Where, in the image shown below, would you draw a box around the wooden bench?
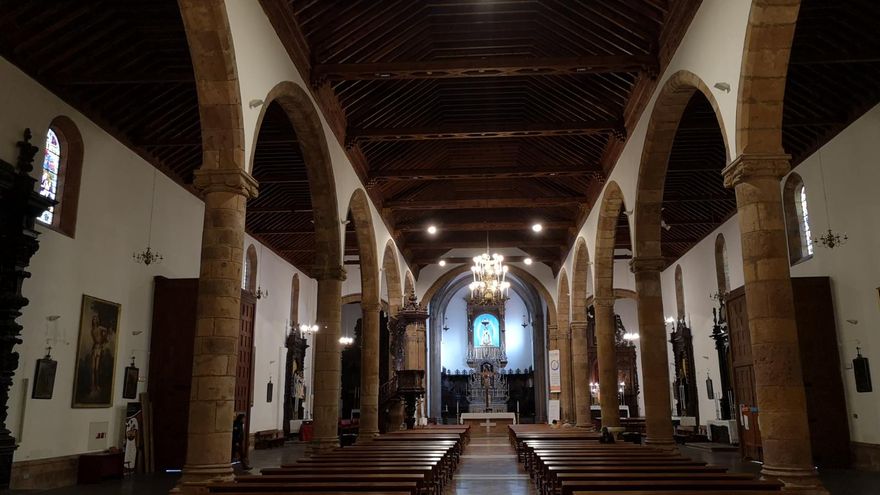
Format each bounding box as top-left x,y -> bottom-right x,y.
560,479 -> 782,495
253,429 -> 285,449
208,481 -> 420,494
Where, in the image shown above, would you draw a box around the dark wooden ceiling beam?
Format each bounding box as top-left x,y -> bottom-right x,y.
370,165 -> 602,182
385,197 -> 583,210
397,221 -> 571,233
407,239 -> 564,250
412,255 -> 556,265
312,54 -> 657,82
246,207 -> 314,214
348,121 -> 622,143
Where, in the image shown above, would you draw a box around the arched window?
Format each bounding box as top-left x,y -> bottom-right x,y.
674,264 -> 685,321
714,234 -> 730,295
783,173 -> 814,265
36,117 -> 83,237
290,274 -> 300,324
243,244 -> 258,292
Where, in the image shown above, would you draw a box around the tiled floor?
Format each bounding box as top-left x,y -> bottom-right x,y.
14,438 -> 880,494
444,435 -> 535,495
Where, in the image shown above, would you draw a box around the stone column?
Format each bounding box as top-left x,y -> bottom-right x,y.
594,298 -> 620,428
310,266 -> 345,453
546,324 -> 559,420
557,325 -> 574,424
631,257 -> 676,448
179,168 -> 258,485
358,303 -> 381,439
723,154 -> 826,492
570,320 -> 591,427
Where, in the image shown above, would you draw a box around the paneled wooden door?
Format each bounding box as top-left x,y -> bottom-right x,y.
236,291 -> 256,454
726,286 -> 762,462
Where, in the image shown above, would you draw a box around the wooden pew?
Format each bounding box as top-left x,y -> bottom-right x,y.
208,481 -> 420,494
559,479 -> 783,495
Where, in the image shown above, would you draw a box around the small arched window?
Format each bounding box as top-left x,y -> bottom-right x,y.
783,173 -> 814,265
714,234 -> 730,295
674,264 -> 685,321
243,244 -> 258,292
290,274 -> 300,324
36,118 -> 83,237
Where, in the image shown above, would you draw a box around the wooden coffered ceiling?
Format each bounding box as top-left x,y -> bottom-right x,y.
262,0 -> 702,271
1,0 -> 875,276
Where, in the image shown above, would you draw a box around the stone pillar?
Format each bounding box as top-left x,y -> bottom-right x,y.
546,324 -> 559,420
358,303 -> 381,439
594,298 -> 620,428
557,325 -> 574,424
310,266 -> 345,453
630,257 -> 676,448
179,168 -> 258,485
722,154 -> 826,492
570,320 -> 591,427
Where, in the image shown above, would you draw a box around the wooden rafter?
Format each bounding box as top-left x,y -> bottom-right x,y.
369,165 -> 602,182
385,197 -> 583,210
347,121 -> 622,143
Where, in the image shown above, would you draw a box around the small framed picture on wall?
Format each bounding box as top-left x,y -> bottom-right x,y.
32,357 -> 58,399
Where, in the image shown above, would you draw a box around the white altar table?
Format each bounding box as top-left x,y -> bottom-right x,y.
460,412 -> 516,436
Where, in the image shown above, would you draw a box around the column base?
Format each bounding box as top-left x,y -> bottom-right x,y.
575,422 -> 596,431
356,430 -> 379,443
644,437 -> 678,451
762,465 -> 828,494
170,463 -> 234,494
309,436 -> 339,454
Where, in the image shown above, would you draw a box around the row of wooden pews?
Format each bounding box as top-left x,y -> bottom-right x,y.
206,425 -> 469,495
509,424 -> 783,495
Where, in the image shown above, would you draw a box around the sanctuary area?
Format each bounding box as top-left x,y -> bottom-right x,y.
0,1 -> 878,494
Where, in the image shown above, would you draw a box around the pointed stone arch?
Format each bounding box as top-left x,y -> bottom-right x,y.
251,81 -> 342,277
570,237 -> 591,322
382,240 -> 404,316
633,70 -> 729,260
555,268 -> 573,423
404,270 -> 416,298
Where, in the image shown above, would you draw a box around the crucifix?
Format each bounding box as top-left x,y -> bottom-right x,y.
478,418 -> 497,433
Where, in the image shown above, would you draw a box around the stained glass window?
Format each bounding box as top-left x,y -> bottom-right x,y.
799,185 -> 814,256
37,129 -> 61,225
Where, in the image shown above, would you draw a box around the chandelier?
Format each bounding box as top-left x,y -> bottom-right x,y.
133,169 -> 164,266
338,336 -> 354,346
813,228 -> 847,249
298,323 -> 319,336
468,252 -> 510,304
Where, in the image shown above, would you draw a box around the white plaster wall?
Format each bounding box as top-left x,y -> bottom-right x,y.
1,57 -> 206,462
659,217 -> 744,425
224,1 -> 409,301
439,286 -> 534,372
242,234 -> 319,433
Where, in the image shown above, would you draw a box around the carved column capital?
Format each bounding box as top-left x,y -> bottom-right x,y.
594,297 -> 615,308
194,167 -> 259,199
361,302 -> 383,313
722,153 -> 791,189
630,256 -> 666,274
312,264 -> 347,282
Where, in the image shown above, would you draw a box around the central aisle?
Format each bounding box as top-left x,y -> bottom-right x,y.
445,435 -> 536,495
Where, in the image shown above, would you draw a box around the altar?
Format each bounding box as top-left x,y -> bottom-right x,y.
460,412 -> 516,437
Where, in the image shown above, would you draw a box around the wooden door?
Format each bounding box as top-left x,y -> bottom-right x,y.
148,277 -> 198,471
725,287 -> 762,461
236,292 -> 256,452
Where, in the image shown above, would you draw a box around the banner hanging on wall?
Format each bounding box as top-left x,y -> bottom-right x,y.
548,349 -> 561,393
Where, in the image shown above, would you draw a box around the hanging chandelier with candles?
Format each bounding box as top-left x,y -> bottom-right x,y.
468,252 -> 511,305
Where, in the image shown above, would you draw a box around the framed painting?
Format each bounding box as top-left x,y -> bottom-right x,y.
32,357 -> 57,399
72,295 -> 121,408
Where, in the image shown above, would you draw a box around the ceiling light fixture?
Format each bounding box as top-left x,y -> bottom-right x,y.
532,223 -> 543,233
427,225 -> 438,235
439,260 -> 447,267
524,258 -> 533,265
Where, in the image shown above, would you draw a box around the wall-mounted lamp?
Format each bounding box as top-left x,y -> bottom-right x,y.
713,82 -> 731,93
248,99 -> 264,109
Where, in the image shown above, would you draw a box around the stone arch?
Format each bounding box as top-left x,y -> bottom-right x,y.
714,234 -> 730,294
634,70 -> 730,260
585,288 -> 637,307
557,268 -> 571,327
421,265 -> 557,327
346,189 -> 380,307
179,0 -> 244,173
571,237 -> 591,322
594,181 -> 628,301
290,273 -> 300,323
736,0 -> 801,155
674,265 -> 685,320
382,240 -> 404,316
251,81 -> 341,276
244,244 -> 258,293
341,293 -> 390,310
